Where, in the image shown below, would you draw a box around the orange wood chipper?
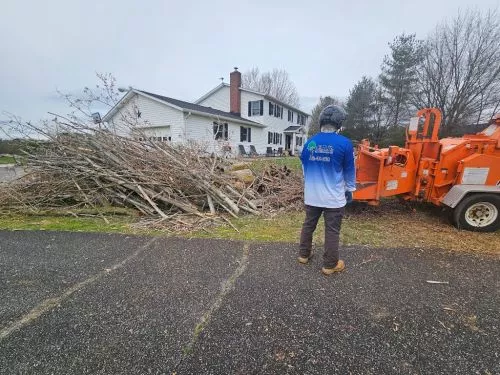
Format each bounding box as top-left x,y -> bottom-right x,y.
353,108 -> 500,232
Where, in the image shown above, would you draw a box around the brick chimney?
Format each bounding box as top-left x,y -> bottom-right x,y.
230,67 -> 241,115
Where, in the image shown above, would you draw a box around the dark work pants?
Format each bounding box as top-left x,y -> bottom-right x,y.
299,205 -> 345,268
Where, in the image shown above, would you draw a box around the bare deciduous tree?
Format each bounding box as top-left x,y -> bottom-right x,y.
413,9 -> 500,133
242,67 -> 300,107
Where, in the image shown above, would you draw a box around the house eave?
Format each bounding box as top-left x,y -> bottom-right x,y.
103,89 -> 185,122
183,109 -> 266,127
262,94 -> 309,117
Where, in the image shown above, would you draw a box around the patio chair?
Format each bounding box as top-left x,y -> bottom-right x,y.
266,147 -> 275,157
277,147 -> 284,156
249,145 -> 259,157
238,144 -> 250,157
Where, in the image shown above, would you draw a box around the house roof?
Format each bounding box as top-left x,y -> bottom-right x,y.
284,125 -> 304,132
194,83 -> 310,117
103,89 -> 265,127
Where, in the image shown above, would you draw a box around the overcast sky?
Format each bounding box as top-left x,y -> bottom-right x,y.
1,0 -> 499,125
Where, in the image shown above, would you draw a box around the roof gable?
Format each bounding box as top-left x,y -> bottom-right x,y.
194,83 -> 229,104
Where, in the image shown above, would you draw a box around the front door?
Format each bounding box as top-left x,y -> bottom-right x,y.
285,134 -> 292,150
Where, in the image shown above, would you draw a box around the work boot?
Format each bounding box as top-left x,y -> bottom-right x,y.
297,253 -> 313,264
321,260 -> 345,275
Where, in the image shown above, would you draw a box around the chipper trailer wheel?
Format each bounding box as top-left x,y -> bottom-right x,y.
453,194 -> 500,232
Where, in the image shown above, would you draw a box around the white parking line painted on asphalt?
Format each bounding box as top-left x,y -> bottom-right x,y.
0,237 -> 158,341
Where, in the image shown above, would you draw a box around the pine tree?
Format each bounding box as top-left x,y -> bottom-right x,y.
380,33 -> 423,126
343,76 -> 378,141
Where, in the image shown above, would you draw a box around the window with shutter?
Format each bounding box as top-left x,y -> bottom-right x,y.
213,122 -> 228,140
275,105 -> 283,118
249,101 -> 262,116
240,126 -> 252,142
269,103 -> 274,115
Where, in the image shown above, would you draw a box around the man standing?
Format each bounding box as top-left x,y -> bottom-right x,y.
298,105 -> 356,275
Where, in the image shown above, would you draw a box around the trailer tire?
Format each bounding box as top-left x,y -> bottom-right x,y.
453,194 -> 500,232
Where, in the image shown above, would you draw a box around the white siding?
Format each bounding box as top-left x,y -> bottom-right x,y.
107,93 -> 185,143
184,114 -> 267,156
197,86 -> 230,112
241,93 -> 309,155
240,91 -> 265,121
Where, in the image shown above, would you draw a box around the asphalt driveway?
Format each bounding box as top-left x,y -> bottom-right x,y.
0,231 -> 498,374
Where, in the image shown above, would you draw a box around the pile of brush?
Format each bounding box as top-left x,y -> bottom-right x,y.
0,130 -> 304,229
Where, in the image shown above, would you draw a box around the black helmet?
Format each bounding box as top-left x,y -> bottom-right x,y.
319,105 -> 347,129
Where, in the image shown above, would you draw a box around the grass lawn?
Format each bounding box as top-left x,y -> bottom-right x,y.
189,202 -> 500,255
248,156 -> 302,173
0,155 -> 16,164
0,208 -> 136,233
1,202 -> 498,255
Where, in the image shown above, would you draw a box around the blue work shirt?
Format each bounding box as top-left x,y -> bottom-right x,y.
300,132 -> 356,208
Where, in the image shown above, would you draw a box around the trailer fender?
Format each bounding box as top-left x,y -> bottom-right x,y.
441,185 -> 500,208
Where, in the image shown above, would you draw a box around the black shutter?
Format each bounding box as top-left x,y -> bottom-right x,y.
248,128 -> 252,142
280,134 -> 283,144
248,102 -> 251,117
297,114 -> 299,124
281,107 -> 283,119
240,126 -> 244,142
259,100 -> 264,115
268,132 -> 271,144
269,103 -> 273,115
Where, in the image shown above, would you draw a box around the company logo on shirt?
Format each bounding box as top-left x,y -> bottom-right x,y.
307,141 -> 317,152
308,141 -> 334,162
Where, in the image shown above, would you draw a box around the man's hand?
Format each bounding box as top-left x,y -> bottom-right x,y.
345,191 -> 353,204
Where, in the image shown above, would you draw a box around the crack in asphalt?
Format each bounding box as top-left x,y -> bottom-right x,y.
0,237 -> 158,341
173,242 -> 250,372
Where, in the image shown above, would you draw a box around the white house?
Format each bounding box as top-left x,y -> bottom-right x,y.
103,68 -> 309,156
